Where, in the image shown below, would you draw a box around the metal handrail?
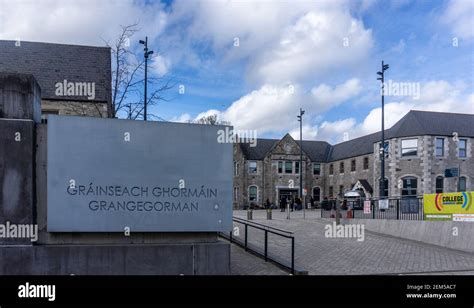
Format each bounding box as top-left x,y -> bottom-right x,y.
232,216 -> 293,236
220,216 -> 300,274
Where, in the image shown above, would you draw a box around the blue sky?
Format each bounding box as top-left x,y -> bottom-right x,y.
1,0 -> 473,143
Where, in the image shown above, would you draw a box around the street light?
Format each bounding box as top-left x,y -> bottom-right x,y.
139,37 -> 154,121
297,108 -> 305,219
377,61 -> 389,199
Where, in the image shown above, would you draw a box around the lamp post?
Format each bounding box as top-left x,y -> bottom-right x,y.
377,61 -> 389,199
139,37 -> 153,121
297,108 -> 305,219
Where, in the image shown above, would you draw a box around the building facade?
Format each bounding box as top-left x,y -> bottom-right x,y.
0,40 -> 111,119
233,110 -> 474,209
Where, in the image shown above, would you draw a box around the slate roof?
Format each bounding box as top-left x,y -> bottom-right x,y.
0,40 -> 111,103
357,179 -> 373,194
386,110 -> 474,139
240,138 -> 277,160
239,110 -> 474,162
301,140 -> 332,162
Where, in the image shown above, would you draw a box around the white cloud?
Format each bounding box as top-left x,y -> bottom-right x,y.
170,113 -> 192,123
303,80 -> 474,143
0,0 -> 168,46
248,10 -> 373,85
169,0 -> 373,86
310,79 -> 362,110
177,79 -> 360,135
442,0 -> 474,40
151,54 -> 171,76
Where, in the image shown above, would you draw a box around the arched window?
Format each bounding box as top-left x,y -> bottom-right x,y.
435,176 -> 444,193
402,177 -> 417,196
312,187 -> 321,202
248,186 -> 258,202
459,177 -> 467,192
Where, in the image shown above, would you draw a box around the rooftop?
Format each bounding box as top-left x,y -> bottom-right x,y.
0,40 -> 111,103
239,110 -> 474,162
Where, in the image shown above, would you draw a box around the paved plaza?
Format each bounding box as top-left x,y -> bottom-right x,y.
229,210 -> 474,275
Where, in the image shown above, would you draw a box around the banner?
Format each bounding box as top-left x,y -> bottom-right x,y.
424,192 -> 474,221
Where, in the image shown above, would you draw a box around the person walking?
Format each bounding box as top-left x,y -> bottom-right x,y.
280,196 -> 287,212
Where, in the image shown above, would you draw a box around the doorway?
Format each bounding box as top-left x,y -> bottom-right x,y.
278,188 -> 298,205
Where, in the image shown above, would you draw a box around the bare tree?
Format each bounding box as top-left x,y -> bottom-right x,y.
105,23 -> 175,119
192,114 -> 231,125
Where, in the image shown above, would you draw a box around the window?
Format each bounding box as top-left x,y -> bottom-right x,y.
435,138 -> 444,157
295,161 -> 300,174
351,159 -> 356,172
401,139 -> 418,157
402,177 -> 417,196
459,139 -> 467,158
329,164 -> 334,175
329,186 -> 333,197
339,185 -> 344,197
312,187 -> 321,202
380,178 -> 388,197
435,176 -> 443,193
233,187 -> 239,202
248,161 -> 257,174
459,177 -> 466,192
285,161 -> 293,174
278,161 -> 283,173
233,161 -> 239,176
313,163 -> 321,176
249,186 -> 258,202
339,162 -> 344,173
363,157 -> 369,170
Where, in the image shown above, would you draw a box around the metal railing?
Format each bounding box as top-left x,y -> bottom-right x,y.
219,216 -> 300,274
321,196 -> 424,221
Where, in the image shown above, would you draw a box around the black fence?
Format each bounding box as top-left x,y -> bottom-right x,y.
321,196 -> 424,221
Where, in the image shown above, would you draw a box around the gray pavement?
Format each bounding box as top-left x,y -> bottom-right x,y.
230,209 -> 474,275
230,244 -> 288,275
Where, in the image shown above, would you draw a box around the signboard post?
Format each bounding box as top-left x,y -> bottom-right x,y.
47,115 -> 233,232
363,200 -> 371,214
444,168 -> 459,178
424,192 -> 474,221
379,199 -> 389,210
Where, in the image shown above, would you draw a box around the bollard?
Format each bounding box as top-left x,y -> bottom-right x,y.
247,209 -> 253,220
266,209 -> 272,220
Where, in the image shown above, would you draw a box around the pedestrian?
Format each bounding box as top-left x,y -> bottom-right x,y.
280,197 -> 287,212
321,196 -> 329,210
265,198 -> 271,209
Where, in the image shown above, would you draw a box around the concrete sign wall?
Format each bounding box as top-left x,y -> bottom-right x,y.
47,115 -> 232,232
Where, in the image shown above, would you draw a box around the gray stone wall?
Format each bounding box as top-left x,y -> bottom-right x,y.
326,155 -> 373,198
41,99 -> 107,118
373,135 -> 473,197
234,133 -> 473,208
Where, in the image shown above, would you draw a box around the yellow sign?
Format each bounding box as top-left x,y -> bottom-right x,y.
424,192 -> 474,221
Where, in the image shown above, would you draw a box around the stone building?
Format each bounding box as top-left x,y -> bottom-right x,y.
233,110 -> 474,209
0,40 -> 111,119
